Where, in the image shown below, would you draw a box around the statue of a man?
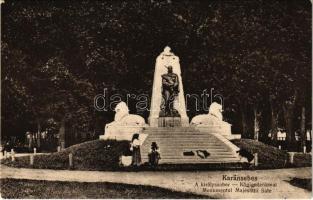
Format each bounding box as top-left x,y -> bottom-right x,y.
160,66 -> 180,117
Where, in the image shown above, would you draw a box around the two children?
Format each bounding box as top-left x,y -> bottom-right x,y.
130,133 -> 161,167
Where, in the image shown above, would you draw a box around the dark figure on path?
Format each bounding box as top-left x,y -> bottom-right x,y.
2,141 -> 11,156
148,142 -> 161,167
130,133 -> 141,167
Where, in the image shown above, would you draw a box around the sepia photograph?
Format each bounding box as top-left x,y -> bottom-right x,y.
0,0 -> 312,199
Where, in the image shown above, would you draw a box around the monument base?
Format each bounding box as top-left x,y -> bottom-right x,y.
99,125 -> 145,141
149,116 -> 189,127
158,117 -> 181,127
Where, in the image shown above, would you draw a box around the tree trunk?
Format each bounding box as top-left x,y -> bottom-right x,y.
36,119 -> 41,149
300,106 -> 306,151
270,100 -> 278,143
58,119 -> 66,149
270,111 -> 278,142
283,101 -> 296,151
253,107 -> 261,141
241,109 -> 248,138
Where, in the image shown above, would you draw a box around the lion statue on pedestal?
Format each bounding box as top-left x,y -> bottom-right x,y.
102,101 -> 147,141
190,102 -> 232,136
106,101 -> 146,128
190,102 -> 224,126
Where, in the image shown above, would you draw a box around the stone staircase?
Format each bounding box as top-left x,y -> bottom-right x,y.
140,127 -> 242,164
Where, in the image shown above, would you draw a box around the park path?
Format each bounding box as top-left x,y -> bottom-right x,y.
1,165 -> 311,199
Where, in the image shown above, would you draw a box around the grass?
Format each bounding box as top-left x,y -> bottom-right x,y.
2,139 -> 311,171
1,140 -> 131,171
0,178 -> 208,199
231,139 -> 312,169
288,178 -> 312,191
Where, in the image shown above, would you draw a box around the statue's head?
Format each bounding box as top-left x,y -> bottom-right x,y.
114,101 -> 129,121
164,46 -> 171,53
114,101 -> 129,113
132,133 -> 140,141
167,66 -> 173,73
208,102 -> 223,120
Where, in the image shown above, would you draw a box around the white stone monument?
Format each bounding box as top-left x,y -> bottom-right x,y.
148,46 -> 189,127
100,47 -> 243,164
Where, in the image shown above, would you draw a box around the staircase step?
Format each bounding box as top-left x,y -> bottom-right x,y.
144,138 -> 219,141
142,158 -> 238,162
141,148 -> 230,152
157,160 -> 240,164
141,157 -> 240,164
141,152 -> 233,156
142,155 -> 237,159
142,143 -> 224,146
143,134 -> 216,137
144,133 -> 219,135
141,150 -> 233,153
144,127 -> 198,130
141,144 -> 231,148
143,143 -> 224,146
142,140 -> 223,143
157,157 -> 240,160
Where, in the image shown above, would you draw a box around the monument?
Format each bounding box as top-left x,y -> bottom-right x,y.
100,46 -> 242,164
149,46 -> 189,127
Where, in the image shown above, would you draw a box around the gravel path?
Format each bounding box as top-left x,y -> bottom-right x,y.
1,165 -> 311,199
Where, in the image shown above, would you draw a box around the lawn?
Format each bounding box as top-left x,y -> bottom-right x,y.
1,140 -> 131,171
288,178 -> 312,191
0,178 -> 208,199
1,139 -> 311,170
232,139 -> 312,169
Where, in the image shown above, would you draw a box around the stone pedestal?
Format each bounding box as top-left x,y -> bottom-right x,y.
158,117 -> 181,127
149,116 -> 189,127
100,125 -> 145,141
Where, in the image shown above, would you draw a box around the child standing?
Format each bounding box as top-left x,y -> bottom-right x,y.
148,142 -> 161,167
130,133 -> 141,166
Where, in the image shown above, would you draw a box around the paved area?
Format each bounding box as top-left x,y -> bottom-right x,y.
1,165 -> 311,199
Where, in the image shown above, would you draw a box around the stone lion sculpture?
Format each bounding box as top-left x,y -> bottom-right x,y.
106,101 -> 146,128
114,101 -> 130,121
190,102 -> 224,126
103,101 -> 147,141
209,102 -> 223,120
